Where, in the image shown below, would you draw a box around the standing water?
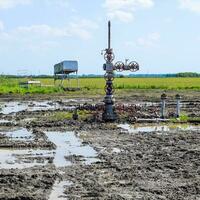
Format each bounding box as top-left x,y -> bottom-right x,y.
49,181 -> 72,200
0,130 -> 98,169
119,124 -> 200,134
45,131 -> 98,167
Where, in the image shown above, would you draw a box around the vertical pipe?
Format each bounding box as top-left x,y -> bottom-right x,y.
161,94 -> 167,119
108,21 -> 111,49
176,94 -> 181,118
161,100 -> 166,119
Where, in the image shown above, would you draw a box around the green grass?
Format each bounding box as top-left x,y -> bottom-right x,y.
48,110 -> 91,121
0,77 -> 200,94
42,77 -> 200,90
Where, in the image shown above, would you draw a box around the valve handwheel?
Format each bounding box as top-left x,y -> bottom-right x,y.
115,61 -> 124,72
129,61 -> 139,72
104,52 -> 115,62
104,73 -> 115,81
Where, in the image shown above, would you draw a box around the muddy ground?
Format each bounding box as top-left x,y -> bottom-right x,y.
0,91 -> 199,200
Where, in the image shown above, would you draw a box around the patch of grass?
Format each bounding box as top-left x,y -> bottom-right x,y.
49,110 -> 91,121
179,114 -> 189,122
188,117 -> 200,123
170,114 -> 200,123
49,111 -> 73,121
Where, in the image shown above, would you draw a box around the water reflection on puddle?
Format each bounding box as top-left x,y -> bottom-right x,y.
4,128 -> 33,141
49,181 -> 72,200
0,102 -> 27,114
0,119 -> 11,123
0,149 -> 54,169
0,101 -> 74,115
46,131 -> 98,167
0,131 -> 98,169
119,124 -> 200,134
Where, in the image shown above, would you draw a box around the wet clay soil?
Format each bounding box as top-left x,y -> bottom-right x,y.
0,93 -> 199,200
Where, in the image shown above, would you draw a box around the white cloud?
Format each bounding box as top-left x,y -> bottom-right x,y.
68,19 -> 99,40
14,19 -> 99,40
0,18 -> 99,53
0,0 -> 31,9
137,32 -> 160,47
104,0 -> 154,23
0,0 -> 70,9
179,0 -> 200,13
109,10 -> 134,22
125,32 -> 160,48
124,41 -> 135,47
27,41 -> 59,52
15,24 -> 70,38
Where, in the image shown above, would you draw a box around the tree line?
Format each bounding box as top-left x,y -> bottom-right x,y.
0,72 -> 200,78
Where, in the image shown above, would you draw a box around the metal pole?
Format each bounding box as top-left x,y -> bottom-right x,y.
67,77 -> 70,88
176,94 -> 181,118
108,21 -> 111,49
161,93 -> 167,119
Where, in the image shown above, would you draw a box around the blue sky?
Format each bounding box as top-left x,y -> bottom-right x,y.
0,0 -> 200,75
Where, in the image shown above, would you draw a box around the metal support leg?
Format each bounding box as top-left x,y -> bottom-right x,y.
67,77 -> 70,88
61,75 -> 64,87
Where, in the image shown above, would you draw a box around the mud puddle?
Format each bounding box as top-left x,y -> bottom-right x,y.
0,101 -> 27,114
49,180 -> 72,200
0,149 -> 53,169
3,128 -> 33,141
0,119 -> 11,123
119,124 -> 200,134
62,98 -> 93,103
46,131 -> 98,199
0,130 -> 98,169
46,131 -> 98,167
0,101 -> 74,114
0,127 -> 54,169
